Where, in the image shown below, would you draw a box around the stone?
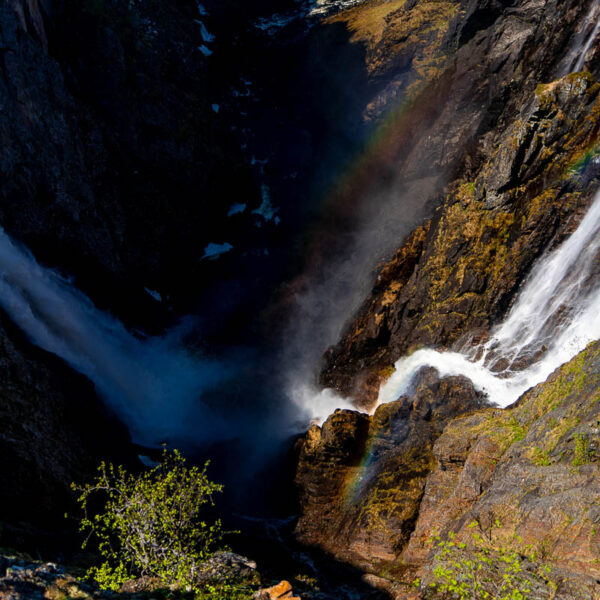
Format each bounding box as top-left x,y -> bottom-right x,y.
403,342 -> 600,596
295,370 -> 487,569
254,580 -> 300,600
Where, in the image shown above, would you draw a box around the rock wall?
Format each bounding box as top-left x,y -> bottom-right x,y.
321,0 -> 600,406
295,370 -> 487,570
406,342 -> 600,598
0,0 -> 259,329
294,0 -> 600,596
297,346 -> 600,598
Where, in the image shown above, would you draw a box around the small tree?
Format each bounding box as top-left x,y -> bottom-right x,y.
421,521 -> 555,600
73,448 -> 225,593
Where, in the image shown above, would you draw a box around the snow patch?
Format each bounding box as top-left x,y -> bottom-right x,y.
194,20 -> 215,43
252,184 -> 279,224
144,288 -> 162,303
227,203 -> 247,216
201,242 -> 233,260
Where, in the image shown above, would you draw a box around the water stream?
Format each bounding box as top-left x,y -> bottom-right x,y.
376,187 -> 600,411
0,228 -> 231,446
562,0 -> 600,74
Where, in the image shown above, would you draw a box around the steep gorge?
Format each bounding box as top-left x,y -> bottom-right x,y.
292,0 -> 600,596
1,0 -> 600,597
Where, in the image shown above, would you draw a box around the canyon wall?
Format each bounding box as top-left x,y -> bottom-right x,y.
294,0 -> 600,597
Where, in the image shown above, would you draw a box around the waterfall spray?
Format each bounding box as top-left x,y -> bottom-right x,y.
0,229 -> 230,446
562,0 -> 600,75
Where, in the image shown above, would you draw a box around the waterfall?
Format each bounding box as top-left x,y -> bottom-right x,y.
562,0 -> 600,75
377,189 -> 600,409
0,229 -> 230,446
298,187 -> 600,422
300,1 -> 600,423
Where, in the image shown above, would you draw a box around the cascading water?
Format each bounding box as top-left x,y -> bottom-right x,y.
0,228 -> 231,446
299,4 -> 600,424
377,188 -> 600,410
562,0 -> 600,75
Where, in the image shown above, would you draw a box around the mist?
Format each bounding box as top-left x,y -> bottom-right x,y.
281,172 -> 441,426
0,227 -> 236,448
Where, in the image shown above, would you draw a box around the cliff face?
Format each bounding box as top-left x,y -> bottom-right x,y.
295,371 -> 487,568
405,342 -> 600,583
298,344 -> 600,598
0,0 -> 250,548
0,0 -> 265,329
320,0 -> 600,406
294,0 -> 600,594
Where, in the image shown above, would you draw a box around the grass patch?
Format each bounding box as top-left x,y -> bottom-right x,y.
326,0 -> 408,46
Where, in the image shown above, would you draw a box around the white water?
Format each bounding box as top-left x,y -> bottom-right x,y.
378,189 -> 600,410
562,0 -> 600,75
0,229 -> 230,446
299,185 -> 600,422
289,383 -> 356,426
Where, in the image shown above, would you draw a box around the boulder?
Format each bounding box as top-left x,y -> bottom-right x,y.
295,370 -> 487,570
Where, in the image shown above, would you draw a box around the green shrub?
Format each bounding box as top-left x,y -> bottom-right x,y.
573,434 -> 591,466
72,448 -> 233,596
422,521 -> 554,600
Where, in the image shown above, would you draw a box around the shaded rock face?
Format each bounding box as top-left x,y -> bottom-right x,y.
0,0 -> 260,331
405,342 -> 600,598
0,310 -> 135,552
294,371 -> 487,570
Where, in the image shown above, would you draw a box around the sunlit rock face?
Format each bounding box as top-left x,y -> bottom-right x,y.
321,60 -> 600,409
294,369 -> 486,570
293,0 -> 600,592
296,344 -> 600,597
405,342 -> 600,595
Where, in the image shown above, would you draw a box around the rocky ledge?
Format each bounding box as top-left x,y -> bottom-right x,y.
295,370 -> 488,570
0,552 -> 301,600
296,343 -> 600,599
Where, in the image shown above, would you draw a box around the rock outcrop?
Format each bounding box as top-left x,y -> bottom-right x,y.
297,344 -> 600,598
322,25 -> 600,407
405,342 -> 600,598
295,370 -> 487,570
